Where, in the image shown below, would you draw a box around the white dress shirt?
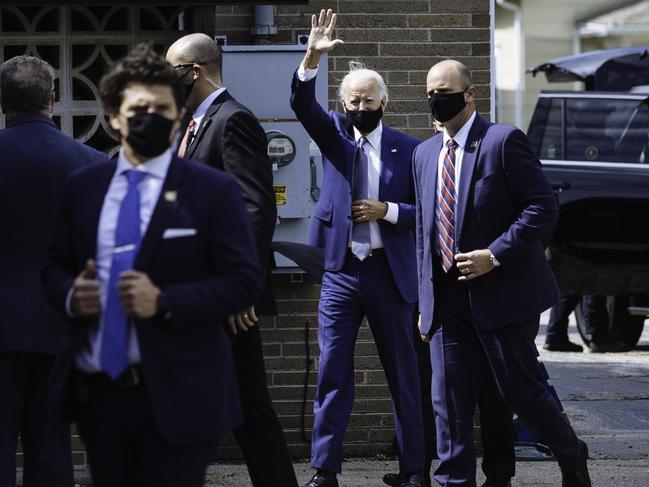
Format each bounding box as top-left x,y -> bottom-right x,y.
75,148 -> 172,373
192,86 -> 227,132
297,64 -> 399,249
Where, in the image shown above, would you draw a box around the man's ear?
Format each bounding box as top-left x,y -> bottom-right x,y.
466,86 -> 476,102
340,99 -> 347,113
108,113 -> 121,132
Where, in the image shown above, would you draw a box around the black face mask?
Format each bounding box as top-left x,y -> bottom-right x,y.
346,106 -> 383,134
180,69 -> 195,104
428,90 -> 467,123
126,112 -> 175,158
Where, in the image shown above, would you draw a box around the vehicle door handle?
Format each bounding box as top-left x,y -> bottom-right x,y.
551,182 -> 571,192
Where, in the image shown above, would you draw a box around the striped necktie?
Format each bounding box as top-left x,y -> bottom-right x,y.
437,138 -> 458,272
178,118 -> 196,158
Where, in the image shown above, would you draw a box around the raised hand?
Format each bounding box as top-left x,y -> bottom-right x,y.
303,9 -> 344,69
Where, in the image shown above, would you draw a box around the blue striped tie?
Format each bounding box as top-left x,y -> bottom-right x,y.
100,170 -> 146,379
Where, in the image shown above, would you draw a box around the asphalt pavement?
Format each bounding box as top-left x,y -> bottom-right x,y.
207,311 -> 649,486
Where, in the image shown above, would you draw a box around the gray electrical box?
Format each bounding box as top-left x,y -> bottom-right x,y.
221,45 -> 328,271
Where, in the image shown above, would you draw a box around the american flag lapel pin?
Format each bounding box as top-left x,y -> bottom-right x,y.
391,148 -> 397,153
470,139 -> 480,149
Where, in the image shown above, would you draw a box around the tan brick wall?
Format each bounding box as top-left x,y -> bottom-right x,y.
214,0 -> 491,139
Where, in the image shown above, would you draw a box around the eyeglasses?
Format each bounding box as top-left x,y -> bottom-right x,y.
172,62 -> 207,70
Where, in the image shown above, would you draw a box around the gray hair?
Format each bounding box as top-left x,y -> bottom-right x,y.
0,55 -> 55,115
338,61 -> 389,103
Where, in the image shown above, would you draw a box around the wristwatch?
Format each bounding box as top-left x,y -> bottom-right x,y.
156,291 -> 171,320
489,252 -> 501,268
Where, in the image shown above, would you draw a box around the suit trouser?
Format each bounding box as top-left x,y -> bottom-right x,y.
430,264 -> 579,487
232,325 -> 298,487
547,295 -> 608,344
311,253 -> 424,474
77,376 -> 217,487
0,352 -> 72,487
546,294 -> 581,345
413,329 -> 515,485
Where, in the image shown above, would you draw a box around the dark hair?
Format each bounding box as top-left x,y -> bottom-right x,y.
99,43 -> 182,113
0,55 -> 55,115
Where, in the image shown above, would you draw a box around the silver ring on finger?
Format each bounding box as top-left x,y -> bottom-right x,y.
462,268 -> 470,275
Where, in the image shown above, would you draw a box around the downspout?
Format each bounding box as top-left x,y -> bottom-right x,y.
496,0 -> 523,129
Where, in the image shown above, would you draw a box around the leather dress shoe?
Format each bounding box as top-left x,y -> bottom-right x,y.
303,472 -> 339,487
481,477 -> 512,487
384,472 -> 431,487
588,340 -> 632,353
383,472 -> 407,487
561,439 -> 592,487
543,340 -> 583,352
399,472 -> 424,487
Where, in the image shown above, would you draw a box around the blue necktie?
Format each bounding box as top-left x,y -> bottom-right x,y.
351,137 -> 371,260
100,170 -> 146,379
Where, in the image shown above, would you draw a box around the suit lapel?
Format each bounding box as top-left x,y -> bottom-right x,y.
185,90 -> 232,159
378,126 -> 396,200
135,157 -> 187,270
426,136 -> 442,241
81,161 -> 116,262
455,114 -> 487,243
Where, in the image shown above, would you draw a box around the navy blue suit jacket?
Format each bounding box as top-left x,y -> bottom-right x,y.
290,72 -> 420,303
0,114 -> 103,354
413,114 -> 560,334
43,156 -> 261,446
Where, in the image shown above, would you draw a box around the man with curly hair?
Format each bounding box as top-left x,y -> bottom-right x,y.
43,43 -> 261,487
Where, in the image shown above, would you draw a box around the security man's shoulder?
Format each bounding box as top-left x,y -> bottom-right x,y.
180,156 -> 239,189
483,121 -> 523,141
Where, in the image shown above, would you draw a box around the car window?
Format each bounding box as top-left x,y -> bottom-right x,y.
536,98 -> 563,160
564,98 -> 649,163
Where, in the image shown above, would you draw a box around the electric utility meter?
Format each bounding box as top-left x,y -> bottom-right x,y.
266,130 -> 296,168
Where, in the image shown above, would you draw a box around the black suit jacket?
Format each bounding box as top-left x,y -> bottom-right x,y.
0,114 -> 104,354
184,90 -> 277,314
43,156 -> 262,445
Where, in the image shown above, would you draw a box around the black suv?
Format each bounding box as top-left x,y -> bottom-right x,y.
527,79 -> 649,348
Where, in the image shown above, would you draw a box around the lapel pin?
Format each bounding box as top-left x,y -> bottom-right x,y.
164,190 -> 177,203
470,140 -> 480,149
391,148 -> 397,153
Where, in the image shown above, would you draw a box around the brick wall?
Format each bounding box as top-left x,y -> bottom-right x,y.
215,0 -> 491,138
214,0 -> 492,461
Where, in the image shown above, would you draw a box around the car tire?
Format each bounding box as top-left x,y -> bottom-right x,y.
575,295 -> 646,349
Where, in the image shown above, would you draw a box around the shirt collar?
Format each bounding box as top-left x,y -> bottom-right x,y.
443,110 -> 476,150
117,147 -> 172,180
193,86 -> 227,122
353,121 -> 383,150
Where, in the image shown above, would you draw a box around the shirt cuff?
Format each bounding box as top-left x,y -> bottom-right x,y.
65,287 -> 77,318
382,202 -> 399,224
297,64 -> 318,82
